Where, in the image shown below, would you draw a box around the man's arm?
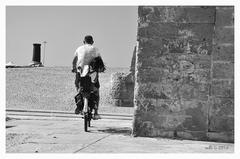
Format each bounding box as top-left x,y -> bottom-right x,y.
95,48 -> 105,72
72,55 -> 78,72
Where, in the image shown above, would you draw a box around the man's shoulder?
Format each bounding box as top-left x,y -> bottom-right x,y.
90,46 -> 100,56
76,45 -> 100,56
77,44 -> 97,50
76,45 -> 85,50
75,45 -> 88,54
87,45 -> 100,55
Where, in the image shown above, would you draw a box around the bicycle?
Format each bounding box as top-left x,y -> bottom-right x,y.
72,56 -> 106,132
73,68 -> 98,132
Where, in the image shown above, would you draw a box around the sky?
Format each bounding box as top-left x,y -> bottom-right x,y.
6,6 -> 138,67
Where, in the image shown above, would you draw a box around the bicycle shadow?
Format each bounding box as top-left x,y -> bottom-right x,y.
90,127 -> 132,136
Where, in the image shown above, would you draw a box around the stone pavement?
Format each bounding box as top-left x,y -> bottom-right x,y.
6,116 -> 234,153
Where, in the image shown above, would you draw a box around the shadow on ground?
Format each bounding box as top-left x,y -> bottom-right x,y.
6,126 -> 15,129
97,127 -> 132,136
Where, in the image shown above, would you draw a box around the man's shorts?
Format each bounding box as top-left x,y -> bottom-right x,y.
74,72 -> 100,110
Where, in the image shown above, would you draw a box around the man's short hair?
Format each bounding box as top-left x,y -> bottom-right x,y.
84,35 -> 94,44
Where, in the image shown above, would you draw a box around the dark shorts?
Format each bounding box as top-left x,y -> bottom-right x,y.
75,72 -> 100,91
74,72 -> 100,110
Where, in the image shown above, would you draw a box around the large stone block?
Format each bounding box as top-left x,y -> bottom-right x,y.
153,80 -> 209,100
138,23 -> 214,55
215,27 -> 234,44
138,48 -> 211,67
209,97 -> 234,132
178,82 -> 210,101
192,56 -> 211,69
177,54 -> 211,69
137,22 -> 179,39
139,6 -> 215,23
136,71 -> 210,101
181,100 -> 209,131
137,38 -> 169,57
185,7 -> 215,23
139,83 -> 170,99
207,132 -> 234,143
213,44 -> 234,61
177,131 -> 208,141
212,80 -> 234,97
136,67 -> 164,83
138,55 -> 211,85
138,54 -> 179,69
212,63 -> 234,79
133,99 -> 209,136
188,69 -> 211,84
215,7 -> 234,27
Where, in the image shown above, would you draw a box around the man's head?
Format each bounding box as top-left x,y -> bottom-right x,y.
83,35 -> 94,45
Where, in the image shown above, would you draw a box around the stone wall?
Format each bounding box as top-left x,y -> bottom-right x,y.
130,46 -> 136,76
110,72 -> 134,107
208,7 -> 234,142
132,6 -> 234,142
110,47 -> 136,107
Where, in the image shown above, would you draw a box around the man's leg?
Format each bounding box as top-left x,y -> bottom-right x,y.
74,93 -> 83,115
93,88 -> 101,119
75,72 -> 80,91
74,72 -> 83,114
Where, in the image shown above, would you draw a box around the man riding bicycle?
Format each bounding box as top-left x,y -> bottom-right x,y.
72,35 -> 105,120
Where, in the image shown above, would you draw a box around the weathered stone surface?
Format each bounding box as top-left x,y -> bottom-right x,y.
137,22 -> 179,39
192,56 -> 211,69
138,23 -> 214,55
139,6 -> 215,23
212,80 -> 234,97
177,131 -> 208,141
213,44 -> 234,61
137,54 -> 211,85
209,97 -> 234,132
137,79 -> 210,102
189,70 -> 211,84
185,7 -> 216,23
178,82 -> 210,101
215,27 -> 234,44
110,72 -> 134,107
133,99 -> 209,137
212,63 -> 234,79
139,53 -> 203,69
137,38 -> 167,56
136,67 -> 164,83
130,46 -> 136,75
207,132 -> 234,143
215,7 -> 234,26
181,100 -> 209,131
133,6 -> 234,142
138,83 -> 170,99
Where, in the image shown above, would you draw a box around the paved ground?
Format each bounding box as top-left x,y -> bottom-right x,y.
6,115 -> 234,153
